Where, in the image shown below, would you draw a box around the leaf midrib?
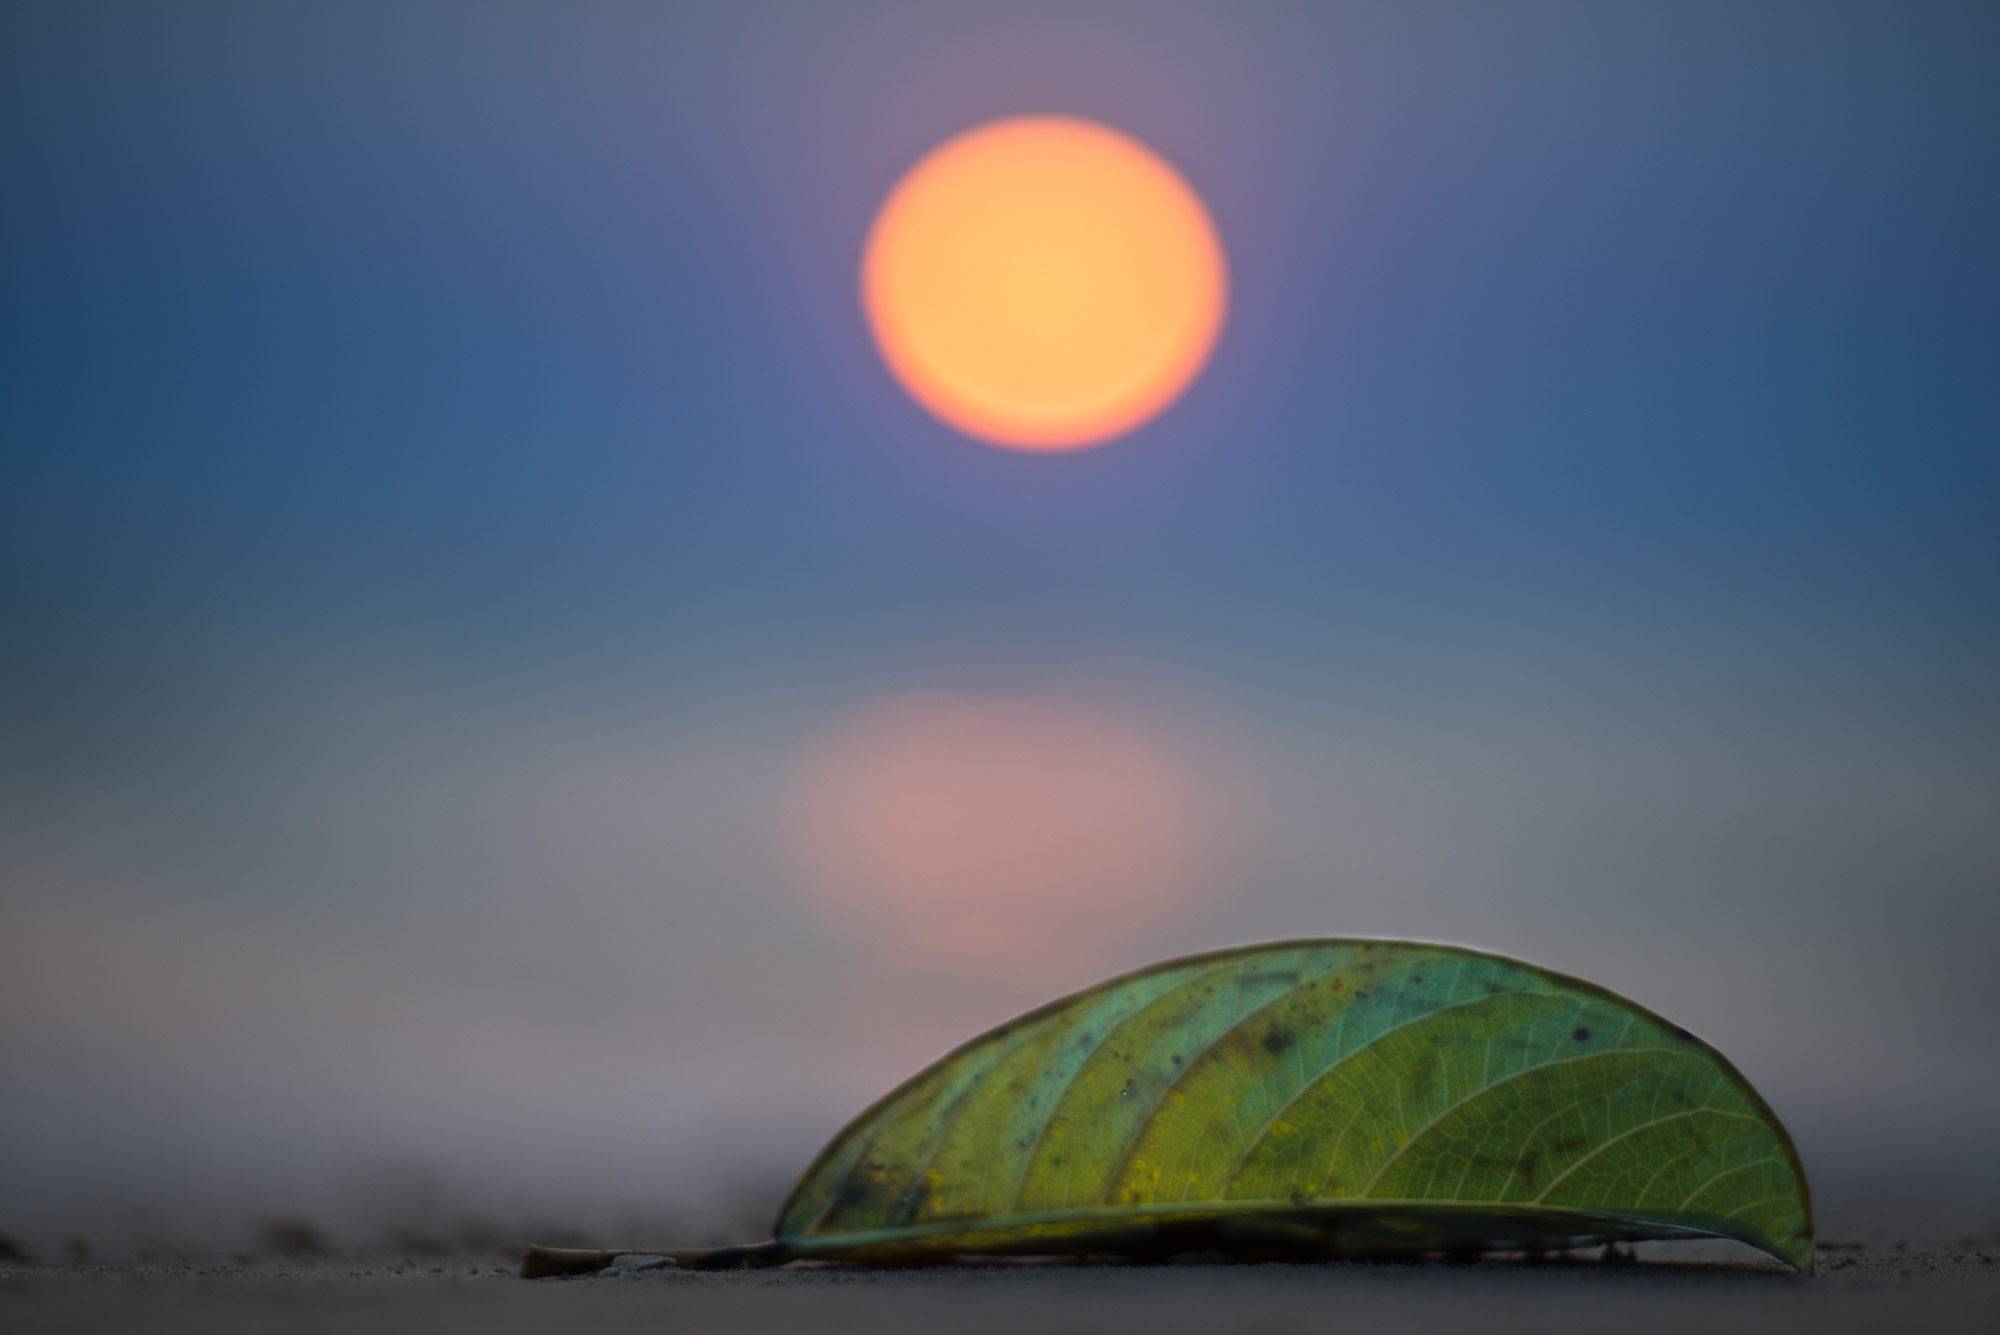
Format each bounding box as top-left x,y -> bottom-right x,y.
787,1195 -> 1744,1250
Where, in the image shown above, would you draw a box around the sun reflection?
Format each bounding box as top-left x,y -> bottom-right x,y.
787,691 -> 1215,979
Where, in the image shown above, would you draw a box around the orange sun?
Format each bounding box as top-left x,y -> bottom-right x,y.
862,116 -> 1227,452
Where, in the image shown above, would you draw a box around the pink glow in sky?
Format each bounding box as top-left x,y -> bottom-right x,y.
787,691 -> 1217,979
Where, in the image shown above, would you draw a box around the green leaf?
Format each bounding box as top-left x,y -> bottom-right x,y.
772,939 -> 1814,1271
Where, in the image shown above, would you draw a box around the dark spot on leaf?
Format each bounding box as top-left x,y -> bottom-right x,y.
1262,1029 -> 1295,1055
1170,1054 -> 1184,1068
833,1179 -> 884,1216
1573,1028 -> 1591,1042
1674,1027 -> 1694,1041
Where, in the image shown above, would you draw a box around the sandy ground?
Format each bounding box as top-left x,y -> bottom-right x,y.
5,1248 -> 1998,1334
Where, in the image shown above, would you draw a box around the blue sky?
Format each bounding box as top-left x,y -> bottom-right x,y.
7,2 -> 1995,628
3,1 -> 1997,1248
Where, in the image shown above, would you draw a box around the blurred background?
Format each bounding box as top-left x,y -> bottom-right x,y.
3,0 -> 1996,1260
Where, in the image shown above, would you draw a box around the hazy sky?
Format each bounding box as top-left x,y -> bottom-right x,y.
3,2 -> 1996,1251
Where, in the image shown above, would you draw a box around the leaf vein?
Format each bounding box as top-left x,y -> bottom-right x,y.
1095,954 -> 1348,1205
1529,1107 -> 1761,1204
1678,1156 -> 1784,1211
1361,1042 -> 1701,1198
1216,976 -> 1521,1196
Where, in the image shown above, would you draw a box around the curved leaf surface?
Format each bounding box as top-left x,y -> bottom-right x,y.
775,939 -> 1813,1270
